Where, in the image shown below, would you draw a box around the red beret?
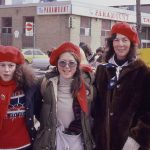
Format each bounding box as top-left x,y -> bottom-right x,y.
0,45 -> 25,64
50,42 -> 81,66
111,22 -> 140,44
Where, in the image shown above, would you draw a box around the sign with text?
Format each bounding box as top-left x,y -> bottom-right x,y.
25,22 -> 33,36
37,5 -> 71,15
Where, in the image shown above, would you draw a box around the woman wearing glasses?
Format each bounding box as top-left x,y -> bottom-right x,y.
33,42 -> 95,150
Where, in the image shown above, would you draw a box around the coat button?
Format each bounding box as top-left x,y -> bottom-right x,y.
31,127 -> 34,130
29,118 -> 32,120
117,84 -> 120,88
110,112 -> 114,116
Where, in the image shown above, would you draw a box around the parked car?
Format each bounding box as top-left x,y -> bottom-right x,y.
33,60 -> 55,77
21,48 -> 49,64
31,57 -> 50,70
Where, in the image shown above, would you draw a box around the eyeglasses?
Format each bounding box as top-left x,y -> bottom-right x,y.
58,60 -> 77,68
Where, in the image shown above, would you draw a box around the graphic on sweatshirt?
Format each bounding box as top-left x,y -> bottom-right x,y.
6,89 -> 25,119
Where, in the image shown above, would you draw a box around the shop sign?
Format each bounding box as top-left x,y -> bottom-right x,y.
37,5 -> 71,15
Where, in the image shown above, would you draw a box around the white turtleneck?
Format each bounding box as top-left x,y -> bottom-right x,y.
57,75 -> 75,128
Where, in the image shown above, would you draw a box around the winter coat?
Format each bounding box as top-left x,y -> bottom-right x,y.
92,59 -> 150,150
33,68 -> 95,150
23,84 -> 38,144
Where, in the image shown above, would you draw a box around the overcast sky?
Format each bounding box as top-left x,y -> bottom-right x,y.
5,0 -> 150,5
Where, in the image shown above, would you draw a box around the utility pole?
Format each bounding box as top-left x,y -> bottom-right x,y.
136,0 -> 142,48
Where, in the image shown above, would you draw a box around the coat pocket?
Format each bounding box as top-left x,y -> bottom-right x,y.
33,129 -> 50,150
56,127 -> 84,150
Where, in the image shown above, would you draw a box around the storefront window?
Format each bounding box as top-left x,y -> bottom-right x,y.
80,17 -> 91,36
148,28 -> 150,40
141,26 -> 150,48
141,27 -> 150,40
2,17 -> 12,33
1,17 -> 12,45
101,19 -> 111,36
141,27 -> 147,40
101,19 -> 111,46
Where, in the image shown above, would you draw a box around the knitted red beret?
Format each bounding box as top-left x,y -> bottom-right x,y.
50,42 -> 81,66
0,45 -> 25,64
111,22 -> 140,44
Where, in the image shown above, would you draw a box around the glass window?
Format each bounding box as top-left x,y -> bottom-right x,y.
24,50 -> 32,55
148,28 -> 150,40
141,26 -> 150,41
147,43 -> 150,48
80,17 -> 91,36
102,19 -> 111,30
142,43 -> 146,48
33,50 -> 43,55
81,17 -> 91,28
1,17 -> 12,33
101,20 -> 111,46
141,27 -> 147,40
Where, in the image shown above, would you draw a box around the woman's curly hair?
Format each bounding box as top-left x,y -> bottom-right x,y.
14,63 -> 36,87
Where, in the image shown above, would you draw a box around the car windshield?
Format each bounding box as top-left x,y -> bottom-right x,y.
24,50 -> 32,55
33,50 -> 44,55
22,49 -> 46,55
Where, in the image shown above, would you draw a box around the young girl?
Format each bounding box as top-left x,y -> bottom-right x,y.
33,42 -> 95,150
0,45 -> 37,150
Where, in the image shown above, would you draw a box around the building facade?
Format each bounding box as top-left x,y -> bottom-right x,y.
0,0 -> 5,5
0,1 -> 150,52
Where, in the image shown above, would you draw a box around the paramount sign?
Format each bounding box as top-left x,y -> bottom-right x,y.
37,5 -> 71,15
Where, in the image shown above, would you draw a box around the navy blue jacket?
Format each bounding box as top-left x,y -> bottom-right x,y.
23,84 -> 39,144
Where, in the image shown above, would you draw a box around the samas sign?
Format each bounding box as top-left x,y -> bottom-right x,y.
25,22 -> 33,36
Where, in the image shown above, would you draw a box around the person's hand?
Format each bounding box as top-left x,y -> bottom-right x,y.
122,137 -> 140,150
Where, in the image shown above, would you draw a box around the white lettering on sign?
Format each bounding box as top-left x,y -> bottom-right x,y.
37,5 -> 71,15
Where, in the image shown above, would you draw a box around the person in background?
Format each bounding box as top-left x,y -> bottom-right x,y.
46,48 -> 55,71
0,45 -> 37,150
79,47 -> 89,65
92,22 -> 150,150
79,42 -> 96,65
79,42 -> 99,71
95,47 -> 104,63
33,42 -> 95,150
47,50 -> 52,57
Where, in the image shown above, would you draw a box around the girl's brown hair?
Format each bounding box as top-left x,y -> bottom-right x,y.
14,63 -> 36,87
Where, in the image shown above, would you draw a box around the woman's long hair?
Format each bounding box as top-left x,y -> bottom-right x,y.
14,63 -> 36,87
71,59 -> 82,97
104,34 -> 137,62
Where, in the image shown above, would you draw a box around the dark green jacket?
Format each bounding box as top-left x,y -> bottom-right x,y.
33,69 -> 95,150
